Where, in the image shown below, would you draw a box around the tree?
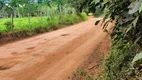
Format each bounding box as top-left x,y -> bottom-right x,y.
37,0 -> 51,23
23,0 -> 37,29
0,0 -> 4,9
3,0 -> 19,25
0,0 -> 4,18
67,0 -> 93,14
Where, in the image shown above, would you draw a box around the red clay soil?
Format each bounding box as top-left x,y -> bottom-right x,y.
0,18 -> 114,80
70,34 -> 111,80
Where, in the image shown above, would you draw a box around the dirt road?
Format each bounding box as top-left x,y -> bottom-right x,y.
0,18 -> 113,80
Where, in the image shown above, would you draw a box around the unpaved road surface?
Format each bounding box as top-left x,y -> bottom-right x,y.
0,18 -> 113,80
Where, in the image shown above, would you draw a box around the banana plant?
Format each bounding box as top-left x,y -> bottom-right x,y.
37,0 -> 51,23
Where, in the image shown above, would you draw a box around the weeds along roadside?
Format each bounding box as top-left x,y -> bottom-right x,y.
0,12 -> 88,45
92,0 -> 142,79
96,30 -> 142,80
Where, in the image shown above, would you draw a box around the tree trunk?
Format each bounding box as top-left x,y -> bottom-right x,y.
11,14 -> 14,25
46,12 -> 48,16
58,5 -> 62,20
28,13 -> 31,30
18,12 -> 20,18
18,8 -> 20,18
40,11 -> 43,23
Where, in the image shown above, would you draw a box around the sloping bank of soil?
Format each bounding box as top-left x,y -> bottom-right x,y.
0,18 -> 114,80
69,34 -> 111,80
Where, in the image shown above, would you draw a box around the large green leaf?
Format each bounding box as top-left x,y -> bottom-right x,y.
132,52 -> 142,67
103,0 -> 109,4
139,4 -> 142,13
91,0 -> 101,5
133,16 -> 139,28
128,0 -> 141,14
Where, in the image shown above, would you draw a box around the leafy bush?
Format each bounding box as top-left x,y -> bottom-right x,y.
47,17 -> 59,29
97,32 -> 135,80
4,21 -> 14,31
80,12 -> 88,21
60,15 -> 74,25
71,14 -> 80,22
59,13 -> 86,25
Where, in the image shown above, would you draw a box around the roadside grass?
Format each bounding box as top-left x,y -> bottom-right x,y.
0,12 -> 88,33
71,68 -> 95,80
0,17 -> 47,32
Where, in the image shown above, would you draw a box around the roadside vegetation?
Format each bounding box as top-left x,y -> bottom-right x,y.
95,0 -> 142,79
0,13 -> 87,32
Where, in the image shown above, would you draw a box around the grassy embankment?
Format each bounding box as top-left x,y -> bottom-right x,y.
0,12 -> 87,32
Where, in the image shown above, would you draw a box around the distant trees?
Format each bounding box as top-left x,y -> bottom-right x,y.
67,0 -> 92,14
0,0 -> 37,18
0,0 -> 84,18
0,0 -> 87,25
0,0 -> 4,10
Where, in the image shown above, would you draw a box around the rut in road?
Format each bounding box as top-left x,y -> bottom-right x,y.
0,18 -> 114,80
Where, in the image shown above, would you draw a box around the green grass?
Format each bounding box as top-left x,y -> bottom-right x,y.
1,17 -> 62,32
0,17 -> 48,32
0,12 -> 88,33
71,68 -> 95,80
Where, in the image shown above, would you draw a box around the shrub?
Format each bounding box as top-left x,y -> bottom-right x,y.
47,18 -> 59,30
4,21 -> 14,31
71,14 -> 80,22
80,12 -> 88,21
60,14 -> 75,25
72,68 -> 95,80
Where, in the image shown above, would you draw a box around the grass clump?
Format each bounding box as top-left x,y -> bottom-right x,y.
4,21 -> 14,31
71,68 -> 95,80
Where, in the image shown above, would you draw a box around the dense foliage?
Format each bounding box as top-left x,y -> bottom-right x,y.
92,0 -> 142,80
